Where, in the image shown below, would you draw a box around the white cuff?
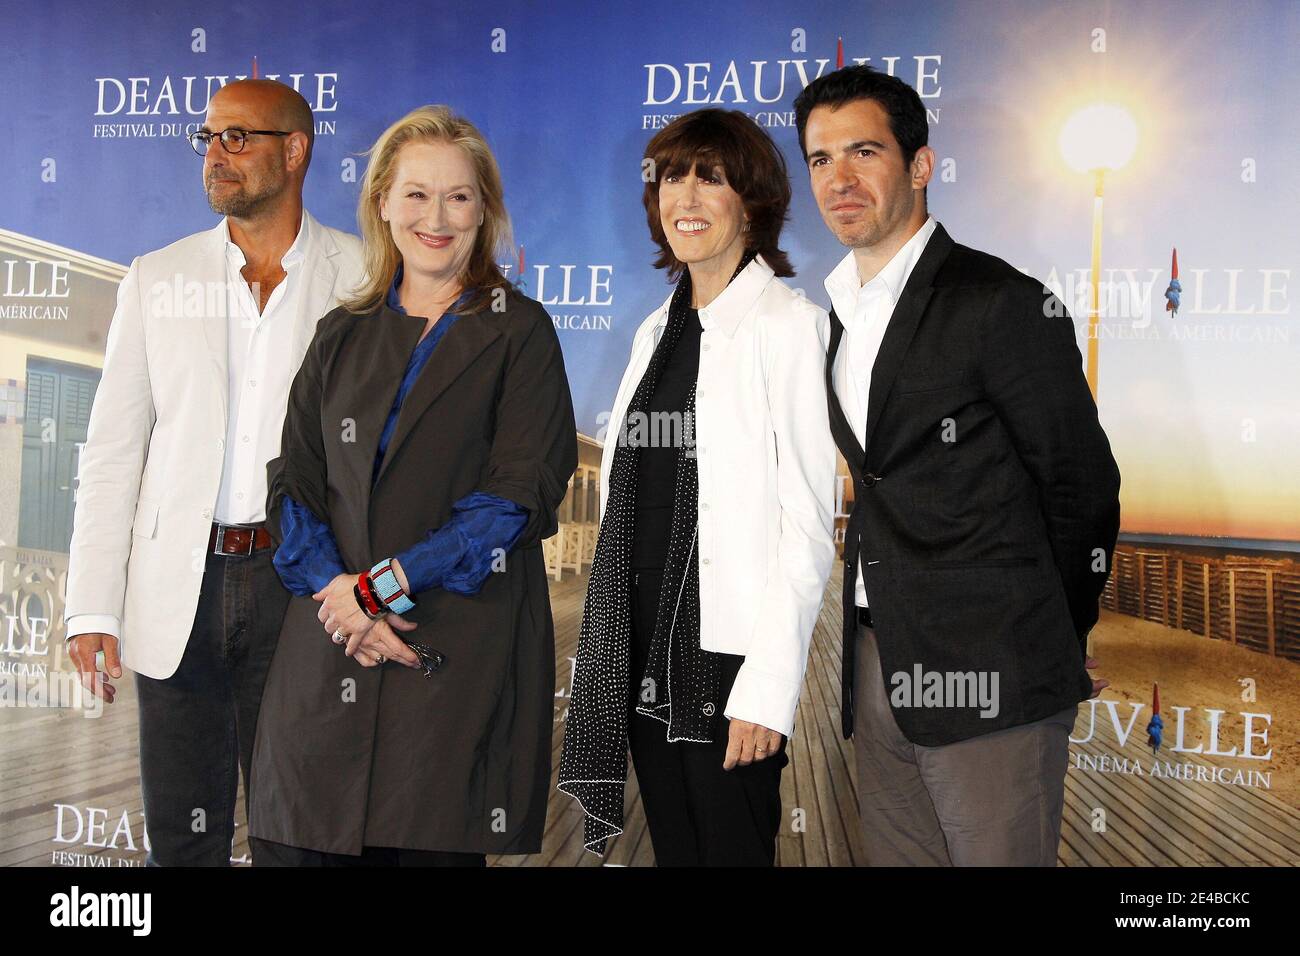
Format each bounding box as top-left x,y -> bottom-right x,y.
723,662 -> 802,738
65,613 -> 122,642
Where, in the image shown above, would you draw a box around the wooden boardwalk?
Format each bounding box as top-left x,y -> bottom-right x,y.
2,566 -> 1297,866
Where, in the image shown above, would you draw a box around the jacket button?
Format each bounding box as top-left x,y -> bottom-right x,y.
862,472 -> 878,487
703,702 -> 715,716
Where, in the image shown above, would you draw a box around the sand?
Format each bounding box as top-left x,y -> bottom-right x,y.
1089,609 -> 1300,808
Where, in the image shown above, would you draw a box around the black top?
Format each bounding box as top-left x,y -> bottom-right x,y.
631,307 -> 702,570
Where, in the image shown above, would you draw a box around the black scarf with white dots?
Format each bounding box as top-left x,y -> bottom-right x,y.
558,251 -> 755,855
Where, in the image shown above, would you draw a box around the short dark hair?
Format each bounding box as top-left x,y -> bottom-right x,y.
793,65 -> 928,167
642,109 -> 794,280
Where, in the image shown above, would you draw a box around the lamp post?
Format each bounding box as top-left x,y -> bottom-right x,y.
1058,104 -> 1137,402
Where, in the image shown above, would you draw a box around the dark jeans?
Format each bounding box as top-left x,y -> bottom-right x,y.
251,838 -> 486,867
135,542 -> 289,866
626,569 -> 788,867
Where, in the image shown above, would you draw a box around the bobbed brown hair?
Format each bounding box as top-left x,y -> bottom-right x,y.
642,109 -> 794,281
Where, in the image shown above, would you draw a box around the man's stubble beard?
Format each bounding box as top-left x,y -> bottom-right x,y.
834,217 -> 889,250
205,171 -> 282,219
831,191 -> 918,251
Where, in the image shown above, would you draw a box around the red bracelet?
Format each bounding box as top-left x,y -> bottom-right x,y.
355,570 -> 386,617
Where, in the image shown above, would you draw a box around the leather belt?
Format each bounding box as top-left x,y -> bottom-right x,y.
856,605 -> 874,629
209,522 -> 274,557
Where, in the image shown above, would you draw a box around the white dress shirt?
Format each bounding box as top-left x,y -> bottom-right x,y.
824,216 -> 936,608
599,255 -> 837,737
214,213 -> 310,524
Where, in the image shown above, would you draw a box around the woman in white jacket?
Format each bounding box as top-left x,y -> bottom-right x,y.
559,108 -> 837,866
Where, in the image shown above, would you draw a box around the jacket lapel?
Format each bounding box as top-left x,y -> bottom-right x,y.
599,301 -> 669,521
827,309 -> 866,741
860,223 -> 954,456
292,213 -> 342,361
825,311 -> 865,475
373,305 -> 502,487
196,222 -> 232,429
700,255 -> 774,338
334,309 -> 419,541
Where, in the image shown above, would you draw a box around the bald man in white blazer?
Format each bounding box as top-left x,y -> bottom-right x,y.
64,79 -> 364,866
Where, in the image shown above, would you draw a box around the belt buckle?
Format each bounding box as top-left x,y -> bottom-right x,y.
214,525 -> 255,557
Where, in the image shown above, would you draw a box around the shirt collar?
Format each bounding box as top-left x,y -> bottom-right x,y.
824,215 -> 937,323
220,209 -> 311,270
386,263 -> 406,313
694,254 -> 775,338
386,264 -> 475,317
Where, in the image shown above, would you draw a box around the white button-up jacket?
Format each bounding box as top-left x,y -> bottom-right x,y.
598,255 -> 837,736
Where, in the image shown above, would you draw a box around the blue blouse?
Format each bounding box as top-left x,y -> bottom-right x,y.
273,271 -> 528,599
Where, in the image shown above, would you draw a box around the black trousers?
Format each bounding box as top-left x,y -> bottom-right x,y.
134,544 -> 289,866
626,569 -> 787,867
251,838 -> 485,867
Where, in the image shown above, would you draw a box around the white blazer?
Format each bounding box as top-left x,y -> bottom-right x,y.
64,212 -> 365,680
599,256 -> 837,736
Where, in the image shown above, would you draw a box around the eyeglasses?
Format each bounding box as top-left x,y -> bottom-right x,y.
189,127 -> 290,156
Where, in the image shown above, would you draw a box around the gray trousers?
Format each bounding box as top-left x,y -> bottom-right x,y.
852,624 -> 1077,866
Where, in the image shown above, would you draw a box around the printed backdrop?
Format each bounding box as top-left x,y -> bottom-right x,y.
1,0 -> 1297,866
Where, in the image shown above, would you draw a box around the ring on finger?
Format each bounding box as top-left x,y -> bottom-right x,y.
332,629 -> 347,645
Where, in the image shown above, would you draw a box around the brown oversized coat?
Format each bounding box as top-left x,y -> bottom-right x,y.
248,287 -> 577,856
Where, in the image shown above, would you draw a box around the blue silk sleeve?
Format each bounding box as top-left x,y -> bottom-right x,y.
273,496 -> 349,596
394,492 -> 528,596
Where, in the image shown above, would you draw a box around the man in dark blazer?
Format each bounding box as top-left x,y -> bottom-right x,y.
794,66 -> 1121,865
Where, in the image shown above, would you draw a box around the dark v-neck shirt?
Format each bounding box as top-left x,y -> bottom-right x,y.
631,307 -> 702,570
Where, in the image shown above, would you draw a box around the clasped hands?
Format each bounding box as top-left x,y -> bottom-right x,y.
313,571 -> 421,669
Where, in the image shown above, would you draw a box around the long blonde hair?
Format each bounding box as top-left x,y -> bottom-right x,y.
345,105 -> 512,315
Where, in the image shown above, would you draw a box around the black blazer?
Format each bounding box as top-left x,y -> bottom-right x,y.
250,287 -> 578,855
828,223 -> 1121,746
